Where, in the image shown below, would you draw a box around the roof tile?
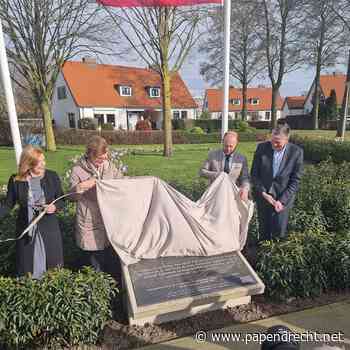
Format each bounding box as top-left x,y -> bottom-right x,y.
205,87 -> 284,112
61,61 -> 197,109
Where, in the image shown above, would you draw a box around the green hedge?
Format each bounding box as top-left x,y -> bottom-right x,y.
54,128 -> 268,145
289,160 -> 350,233
0,268 -> 117,349
290,135 -> 350,163
257,230 -> 350,300
172,119 -> 258,133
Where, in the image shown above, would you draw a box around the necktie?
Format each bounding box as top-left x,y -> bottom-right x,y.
224,155 -> 231,174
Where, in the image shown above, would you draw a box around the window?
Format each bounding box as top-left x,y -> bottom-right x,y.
120,86 -> 132,96
149,87 -> 160,98
173,111 -> 180,120
250,112 -> 259,121
94,114 -> 104,126
181,111 -> 188,119
265,111 -> 271,120
57,86 -> 67,100
249,98 -> 259,105
230,98 -> 240,105
68,113 -> 76,128
229,112 -> 236,120
107,114 -> 115,127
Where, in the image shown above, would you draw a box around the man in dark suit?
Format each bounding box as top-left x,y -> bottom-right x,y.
251,124 -> 303,240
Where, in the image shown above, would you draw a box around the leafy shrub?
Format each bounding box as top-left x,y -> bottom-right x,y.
172,119 -> 195,130
188,126 -> 205,134
199,111 -> 211,120
256,230 -> 350,300
101,122 -> 115,131
77,118 -> 97,130
54,128 -> 268,145
0,267 -> 117,349
169,178 -> 207,201
290,135 -> 350,163
230,120 -> 250,132
0,210 -> 16,277
290,160 -> 350,233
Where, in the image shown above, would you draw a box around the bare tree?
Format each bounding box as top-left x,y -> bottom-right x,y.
302,0 -> 348,130
0,0 -> 111,151
327,3 -> 350,138
199,0 -> 266,120
104,6 -> 203,157
259,0 -> 304,128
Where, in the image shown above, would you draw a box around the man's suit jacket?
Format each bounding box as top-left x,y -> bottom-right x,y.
251,141 -> 303,208
199,149 -> 250,188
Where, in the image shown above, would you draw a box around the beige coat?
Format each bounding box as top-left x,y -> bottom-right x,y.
199,149 -> 250,189
70,156 -> 123,251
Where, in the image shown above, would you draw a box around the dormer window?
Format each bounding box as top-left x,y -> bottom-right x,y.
120,86 -> 132,96
149,87 -> 160,98
57,86 -> 67,100
230,98 -> 240,105
249,98 -> 259,105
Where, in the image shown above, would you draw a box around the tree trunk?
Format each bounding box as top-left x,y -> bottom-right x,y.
271,87 -> 279,129
337,49 -> 350,138
312,78 -> 320,130
40,97 -> 56,151
312,53 -> 323,130
242,79 -> 248,121
162,68 -> 172,157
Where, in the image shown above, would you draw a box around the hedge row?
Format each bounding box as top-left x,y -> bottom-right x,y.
54,128 -> 268,145
256,160 -> 350,300
290,135 -> 350,163
0,268 -> 117,349
256,230 -> 350,300
172,119 -> 271,131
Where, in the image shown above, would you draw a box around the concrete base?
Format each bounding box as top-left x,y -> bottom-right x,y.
128,296 -> 251,326
122,252 -> 265,326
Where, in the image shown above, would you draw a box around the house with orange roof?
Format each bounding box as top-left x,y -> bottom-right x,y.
303,72 -> 346,115
52,59 -> 197,130
282,96 -> 306,117
202,87 -> 284,121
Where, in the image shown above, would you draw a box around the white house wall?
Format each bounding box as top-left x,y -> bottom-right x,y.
287,108 -> 305,116
52,72 -> 80,128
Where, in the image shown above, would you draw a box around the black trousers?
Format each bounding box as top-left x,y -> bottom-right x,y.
84,247 -> 122,283
256,198 -> 290,241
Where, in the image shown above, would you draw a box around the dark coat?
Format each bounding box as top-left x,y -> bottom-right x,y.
251,141 -> 304,208
0,170 -> 64,276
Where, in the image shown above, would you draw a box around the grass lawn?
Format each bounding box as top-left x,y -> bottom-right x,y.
0,143 -> 257,186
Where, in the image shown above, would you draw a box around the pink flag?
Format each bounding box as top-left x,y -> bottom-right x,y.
97,0 -> 221,7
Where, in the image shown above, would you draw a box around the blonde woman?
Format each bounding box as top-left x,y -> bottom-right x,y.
0,145 -> 64,278
69,136 -> 123,272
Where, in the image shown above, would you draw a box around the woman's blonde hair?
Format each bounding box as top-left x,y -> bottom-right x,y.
86,135 -> 108,160
15,145 -> 44,181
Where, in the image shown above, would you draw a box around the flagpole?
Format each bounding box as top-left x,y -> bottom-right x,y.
0,19 -> 22,164
221,0 -> 230,139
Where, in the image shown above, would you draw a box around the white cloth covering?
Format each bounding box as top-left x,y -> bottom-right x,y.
96,173 -> 254,265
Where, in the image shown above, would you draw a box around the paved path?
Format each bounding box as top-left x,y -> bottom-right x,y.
139,300 -> 350,350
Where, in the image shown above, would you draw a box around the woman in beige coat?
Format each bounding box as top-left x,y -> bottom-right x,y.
70,136 -> 123,272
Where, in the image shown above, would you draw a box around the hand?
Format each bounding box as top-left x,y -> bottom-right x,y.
239,188 -> 249,202
274,200 -> 285,213
77,178 -> 96,193
262,192 -> 276,206
44,204 -> 56,214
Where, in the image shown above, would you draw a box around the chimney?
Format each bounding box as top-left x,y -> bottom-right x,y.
82,57 -> 97,64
